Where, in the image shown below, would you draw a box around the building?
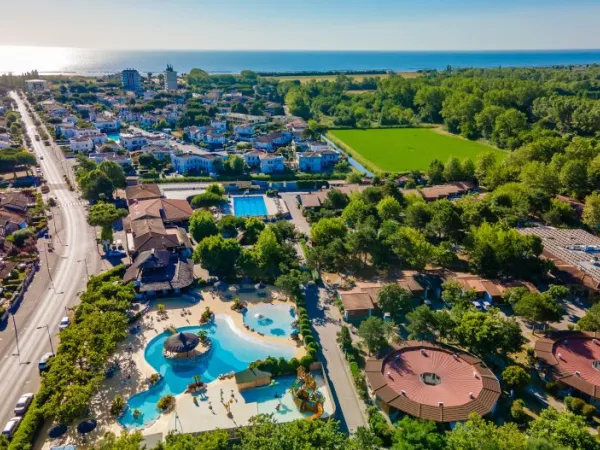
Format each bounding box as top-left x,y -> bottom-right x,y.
259,154 -> 285,173
127,218 -> 181,255
164,65 -> 178,91
125,184 -> 162,205
170,152 -> 222,176
412,181 -> 475,202
235,368 -> 272,391
92,117 -> 120,132
140,144 -> 171,160
88,152 -> 132,168
365,342 -> 500,423
69,137 -> 94,153
234,123 -> 255,139
339,272 -> 425,321
122,69 -> 142,92
121,133 -> 148,151
123,249 -> 194,296
25,79 -> 48,93
254,131 -> 293,152
535,331 -> 600,406
128,198 -> 193,224
518,227 -> 600,296
243,150 -> 262,168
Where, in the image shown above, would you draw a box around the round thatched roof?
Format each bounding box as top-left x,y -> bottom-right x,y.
164,332 -> 200,353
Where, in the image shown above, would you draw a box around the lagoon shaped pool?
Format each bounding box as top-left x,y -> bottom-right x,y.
119,314 -> 296,428
243,304 -> 296,337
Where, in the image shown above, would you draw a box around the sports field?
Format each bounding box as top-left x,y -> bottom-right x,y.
328,128 -> 504,172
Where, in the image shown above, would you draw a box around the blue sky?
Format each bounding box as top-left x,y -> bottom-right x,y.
1,0 -> 599,50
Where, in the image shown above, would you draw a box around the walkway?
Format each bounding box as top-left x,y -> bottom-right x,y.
304,284 -> 368,433
280,193 -> 311,235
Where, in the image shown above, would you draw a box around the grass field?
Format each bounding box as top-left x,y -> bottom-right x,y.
265,72 -> 420,84
328,128 -> 505,173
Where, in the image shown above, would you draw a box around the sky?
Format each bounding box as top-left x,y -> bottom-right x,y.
1,0 -> 599,50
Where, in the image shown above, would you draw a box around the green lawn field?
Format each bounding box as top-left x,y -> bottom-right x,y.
328,128 -> 504,172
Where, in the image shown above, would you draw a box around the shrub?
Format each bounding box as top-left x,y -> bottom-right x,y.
545,380 -> 558,393
367,406 -> 393,447
303,334 -> 315,346
110,395 -> 125,416
157,394 -> 175,411
511,399 -> 527,423
502,366 -> 531,392
565,396 -> 586,415
582,404 -> 596,419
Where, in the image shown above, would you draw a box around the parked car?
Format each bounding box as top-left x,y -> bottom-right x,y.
2,417 -> 22,439
38,352 -> 54,373
14,393 -> 34,416
59,316 -> 70,331
472,301 -> 483,311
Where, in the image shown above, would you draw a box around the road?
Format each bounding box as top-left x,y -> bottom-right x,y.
0,92 -> 101,427
305,285 -> 368,433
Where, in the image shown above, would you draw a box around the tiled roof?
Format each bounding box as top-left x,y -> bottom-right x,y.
128,198 -> 192,223
125,184 -> 162,202
366,341 -> 500,422
339,290 -> 375,312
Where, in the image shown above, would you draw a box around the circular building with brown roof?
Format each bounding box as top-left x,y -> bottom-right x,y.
365,341 -> 501,423
534,331 -> 600,402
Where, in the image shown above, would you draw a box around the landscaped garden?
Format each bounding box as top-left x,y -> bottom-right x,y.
328,127 -> 505,173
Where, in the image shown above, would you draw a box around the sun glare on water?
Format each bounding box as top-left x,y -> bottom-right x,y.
0,46 -> 75,74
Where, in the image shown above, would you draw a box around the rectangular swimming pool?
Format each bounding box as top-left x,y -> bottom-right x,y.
233,196 -> 268,217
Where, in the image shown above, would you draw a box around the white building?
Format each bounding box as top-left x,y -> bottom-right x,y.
170,152 -> 222,176
296,150 -> 340,173
122,69 -> 141,92
92,117 -> 120,132
140,144 -> 171,160
234,123 -> 255,139
25,79 -> 48,93
205,131 -> 226,146
88,152 -> 132,167
56,123 -> 76,139
69,137 -> 94,153
222,113 -> 267,124
90,133 -> 108,147
73,128 -> 103,139
145,134 -> 169,147
243,150 -> 262,168
210,120 -> 227,132
164,65 -> 178,91
254,131 -> 293,152
259,154 -> 285,173
120,133 -> 148,150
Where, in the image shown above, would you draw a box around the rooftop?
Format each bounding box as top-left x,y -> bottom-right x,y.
366,342 -> 500,422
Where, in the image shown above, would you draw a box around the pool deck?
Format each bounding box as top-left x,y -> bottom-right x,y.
44,288 -> 305,449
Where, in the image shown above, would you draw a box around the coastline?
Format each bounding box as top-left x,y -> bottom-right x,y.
2,47 -> 600,77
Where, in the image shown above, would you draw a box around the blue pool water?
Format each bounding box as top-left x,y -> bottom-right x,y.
233,196 -> 268,217
106,132 -> 120,143
243,304 -> 296,337
119,315 -> 295,428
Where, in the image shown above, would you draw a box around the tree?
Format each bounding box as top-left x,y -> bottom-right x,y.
441,281 -> 476,308
225,154 -> 246,174
475,151 -> 498,187
80,169 -> 114,202
502,366 -> 530,393
577,303 -> 600,331
189,210 -> 219,242
252,227 -> 286,278
385,226 -> 437,270
310,217 -> 347,246
161,430 -> 229,450
342,199 -> 374,228
446,413 -> 528,450
559,160 -> 589,200
358,317 -> 389,354
443,156 -> 463,181
193,235 -> 241,277
529,408 -> 600,450
243,217 -> 266,244
492,108 -> 528,149
406,305 -> 452,340
323,189 -> 348,210
98,160 -> 126,190
377,284 -> 413,319
87,202 -> 128,243
475,105 -> 504,139
427,159 -> 444,184
275,270 -> 311,298
414,86 -> 447,123
583,192 -> 600,229
426,199 -> 464,242
513,291 -> 564,331
377,196 -> 402,221
404,202 -> 431,231
392,416 -> 446,450
92,431 -> 144,450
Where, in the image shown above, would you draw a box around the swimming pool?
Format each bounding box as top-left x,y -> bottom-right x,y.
243,304 -> 296,337
107,132 -> 120,143
119,314 -> 295,428
233,196 -> 268,217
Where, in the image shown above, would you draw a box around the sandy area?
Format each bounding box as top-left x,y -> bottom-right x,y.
43,287 -> 306,449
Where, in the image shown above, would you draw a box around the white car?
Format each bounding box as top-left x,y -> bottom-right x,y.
2,417 -> 22,439
14,393 -> 34,416
59,316 -> 70,331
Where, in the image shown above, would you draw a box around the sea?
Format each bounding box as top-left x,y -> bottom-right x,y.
1,46 -> 600,76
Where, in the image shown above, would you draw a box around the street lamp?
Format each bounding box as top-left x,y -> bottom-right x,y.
36,324 -> 55,354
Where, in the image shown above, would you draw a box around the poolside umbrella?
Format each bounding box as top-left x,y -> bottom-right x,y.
228,285 -> 238,293
164,332 -> 200,354
77,419 -> 97,435
213,281 -> 227,290
48,424 -> 67,439
255,282 -> 266,290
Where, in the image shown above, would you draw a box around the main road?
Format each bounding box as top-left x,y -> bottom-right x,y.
0,92 -> 101,427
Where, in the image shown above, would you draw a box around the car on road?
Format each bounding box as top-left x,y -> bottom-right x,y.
13,393 -> 34,416
39,156 -> 44,160
35,135 -> 40,141
38,352 -> 54,373
59,316 -> 70,331
2,417 -> 22,439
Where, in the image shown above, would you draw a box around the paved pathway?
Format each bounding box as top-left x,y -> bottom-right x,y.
304,284 -> 368,433
281,193 -> 310,235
